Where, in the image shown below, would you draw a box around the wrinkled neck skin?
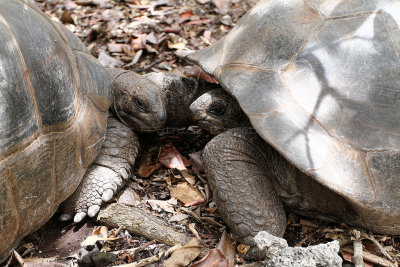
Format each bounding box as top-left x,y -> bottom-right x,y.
143,72 -> 220,128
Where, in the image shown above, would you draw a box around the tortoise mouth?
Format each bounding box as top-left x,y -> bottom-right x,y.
114,110 -> 164,133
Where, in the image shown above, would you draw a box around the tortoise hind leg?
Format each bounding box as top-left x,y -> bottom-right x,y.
202,128 -> 290,259
60,116 -> 139,222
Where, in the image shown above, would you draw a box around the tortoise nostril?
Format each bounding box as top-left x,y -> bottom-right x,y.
157,109 -> 167,124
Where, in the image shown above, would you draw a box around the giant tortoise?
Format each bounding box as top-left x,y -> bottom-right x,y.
187,0 -> 400,258
0,0 -> 214,262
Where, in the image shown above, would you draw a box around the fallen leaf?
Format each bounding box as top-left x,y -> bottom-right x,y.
181,169 -> 196,185
203,30 -> 212,40
81,236 -> 123,247
237,244 -> 250,255
191,248 -> 228,267
60,9 -> 75,24
164,238 -> 201,267
146,31 -> 158,44
169,182 -> 205,206
159,142 -> 189,170
216,232 -> 236,267
146,198 -> 177,213
138,150 -> 162,177
101,9 -> 123,21
168,41 -> 186,50
93,225 -> 108,237
179,11 -> 194,18
189,151 -> 203,172
107,43 -> 131,53
169,213 -> 190,222
98,50 -> 123,68
212,0 -> 229,14
184,65 -> 218,83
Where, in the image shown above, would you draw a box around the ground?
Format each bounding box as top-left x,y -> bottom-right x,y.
4,0 -> 400,266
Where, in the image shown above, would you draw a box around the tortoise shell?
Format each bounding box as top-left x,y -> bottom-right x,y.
188,0 -> 400,233
0,0 -> 111,260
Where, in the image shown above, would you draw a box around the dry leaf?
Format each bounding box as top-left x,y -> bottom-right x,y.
169,213 -> 190,222
191,248 -> 228,267
60,9 -> 74,24
81,236 -> 123,246
189,151 -> 203,172
146,199 -> 177,213
184,65 -> 218,83
169,182 -> 205,206
216,232 -> 236,267
164,238 -> 201,267
212,0 -> 229,14
168,41 -> 186,50
159,142 -> 189,170
181,169 -> 196,185
179,11 -> 194,18
237,244 -> 250,255
107,43 -> 131,53
98,50 -> 123,68
93,225 -> 108,237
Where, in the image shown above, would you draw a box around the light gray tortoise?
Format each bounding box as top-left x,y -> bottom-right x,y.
188,0 -> 400,259
0,0 -> 212,262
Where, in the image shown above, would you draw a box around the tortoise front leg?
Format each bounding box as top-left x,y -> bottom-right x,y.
60,115 -> 139,222
202,128 -> 290,259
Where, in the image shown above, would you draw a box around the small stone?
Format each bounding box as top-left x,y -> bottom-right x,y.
255,231 -> 342,267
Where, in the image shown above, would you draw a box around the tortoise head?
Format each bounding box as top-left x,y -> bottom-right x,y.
190,88 -> 250,135
111,71 -> 167,132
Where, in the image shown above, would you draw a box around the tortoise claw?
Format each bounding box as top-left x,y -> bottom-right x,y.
88,205 -> 101,218
102,189 -> 114,202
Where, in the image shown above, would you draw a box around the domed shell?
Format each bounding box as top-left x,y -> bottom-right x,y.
188,0 -> 400,233
0,0 -> 111,260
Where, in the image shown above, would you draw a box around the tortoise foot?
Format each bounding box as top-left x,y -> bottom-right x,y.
60,116 -> 139,222
202,128 -> 288,259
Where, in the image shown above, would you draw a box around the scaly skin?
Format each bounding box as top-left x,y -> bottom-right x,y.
60,116 -> 139,222
202,128 -> 287,259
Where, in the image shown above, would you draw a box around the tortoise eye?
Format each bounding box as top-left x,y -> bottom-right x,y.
133,97 -> 147,112
208,103 -> 226,117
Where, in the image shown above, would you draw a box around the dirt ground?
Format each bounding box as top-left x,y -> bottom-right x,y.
4,0 -> 400,266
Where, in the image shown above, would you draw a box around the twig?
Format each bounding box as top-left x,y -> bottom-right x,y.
112,244 -> 182,267
113,240 -> 156,256
363,233 -> 393,262
295,230 -> 317,247
351,230 -> 364,267
342,246 -> 395,267
97,203 -> 190,246
179,207 -> 201,222
133,58 -> 164,72
200,216 -> 226,228
188,223 -> 201,240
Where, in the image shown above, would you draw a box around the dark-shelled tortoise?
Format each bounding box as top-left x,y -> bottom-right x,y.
0,0 -> 214,262
188,0 -> 400,258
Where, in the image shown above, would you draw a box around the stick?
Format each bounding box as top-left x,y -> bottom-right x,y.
351,230 -> 364,267
97,203 -> 191,246
341,246 -> 395,267
363,233 -> 393,262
